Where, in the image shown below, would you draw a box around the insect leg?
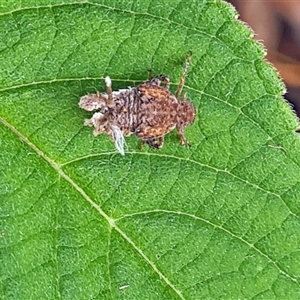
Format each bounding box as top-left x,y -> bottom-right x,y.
175,52 -> 192,98
176,125 -> 191,147
146,137 -> 164,149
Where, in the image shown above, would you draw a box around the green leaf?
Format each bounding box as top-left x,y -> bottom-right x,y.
1,1 -> 300,299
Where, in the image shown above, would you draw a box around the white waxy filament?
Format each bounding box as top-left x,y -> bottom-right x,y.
110,124 -> 126,155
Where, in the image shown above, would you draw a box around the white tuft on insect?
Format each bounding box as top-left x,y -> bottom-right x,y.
105,76 -> 112,88
110,124 -> 126,156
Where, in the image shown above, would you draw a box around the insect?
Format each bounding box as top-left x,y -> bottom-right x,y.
79,53 -> 196,155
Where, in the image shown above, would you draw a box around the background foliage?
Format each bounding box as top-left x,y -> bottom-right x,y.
1,0 -> 300,299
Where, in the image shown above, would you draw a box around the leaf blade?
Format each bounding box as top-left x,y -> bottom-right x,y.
1,1 -> 300,299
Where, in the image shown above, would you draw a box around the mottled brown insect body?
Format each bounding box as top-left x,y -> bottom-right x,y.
79,54 -> 196,155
